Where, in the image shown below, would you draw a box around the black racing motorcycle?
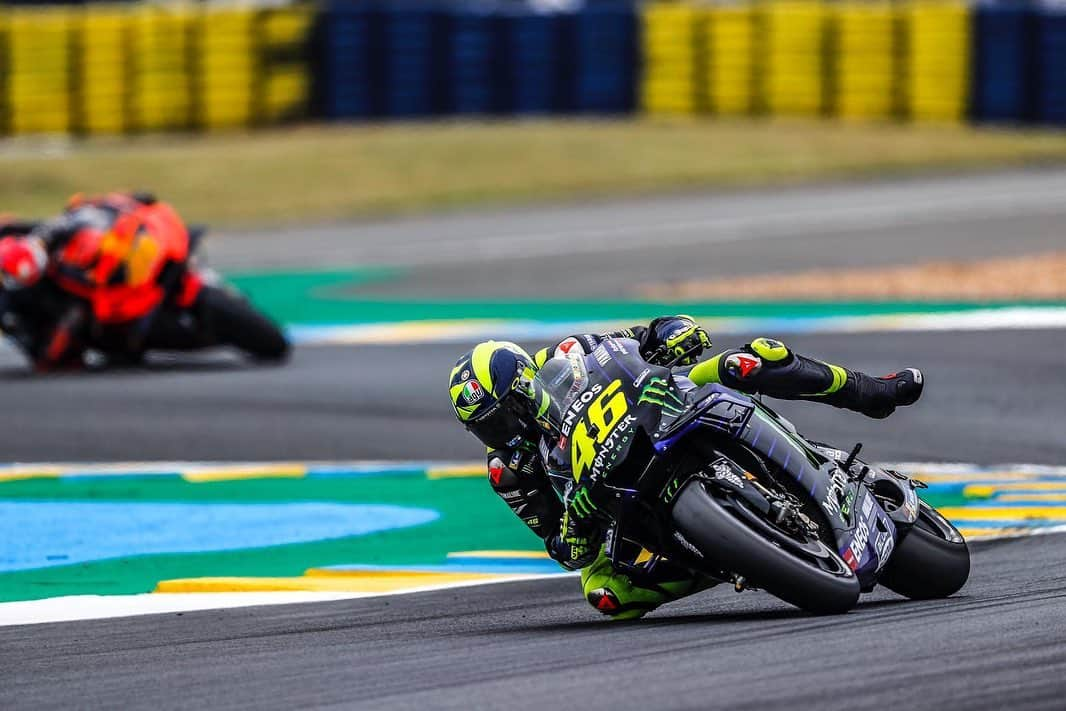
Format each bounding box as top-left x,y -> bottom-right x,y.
537,338 -> 970,615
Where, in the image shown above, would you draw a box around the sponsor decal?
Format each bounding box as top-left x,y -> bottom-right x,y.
902,487 -> 919,520
509,451 -> 523,468
727,353 -> 762,379
845,518 -> 871,570
462,380 -> 485,404
822,467 -> 849,517
560,382 -> 603,437
861,492 -> 875,518
633,368 -> 652,388
672,531 -> 704,559
590,414 -> 637,477
488,461 -> 505,485
500,489 -> 521,500
712,459 -> 745,489
461,369 -> 470,380
554,337 -> 580,358
593,345 -> 611,367
661,476 -> 684,504
840,488 -> 856,517
606,339 -> 628,355
638,376 -> 686,415
874,530 -> 894,571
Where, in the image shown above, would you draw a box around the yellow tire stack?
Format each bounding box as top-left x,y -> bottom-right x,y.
131,7 -> 194,132
197,7 -> 256,129
7,9 -> 73,135
641,3 -> 700,115
905,1 -> 971,122
257,6 -> 314,124
763,0 -> 827,117
835,2 -> 899,121
78,8 -> 129,135
703,5 -> 756,116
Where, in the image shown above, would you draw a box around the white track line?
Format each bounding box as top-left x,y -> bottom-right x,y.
0,573 -> 575,627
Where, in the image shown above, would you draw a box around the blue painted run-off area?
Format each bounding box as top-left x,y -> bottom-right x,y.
0,501 -> 439,572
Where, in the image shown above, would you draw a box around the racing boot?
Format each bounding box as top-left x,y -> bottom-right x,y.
883,367 -> 924,406
690,338 -> 924,419
821,366 -> 924,419
581,548 -> 717,621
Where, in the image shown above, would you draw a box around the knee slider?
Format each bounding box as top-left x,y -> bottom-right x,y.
750,337 -> 790,363
487,457 -> 518,489
586,586 -> 625,615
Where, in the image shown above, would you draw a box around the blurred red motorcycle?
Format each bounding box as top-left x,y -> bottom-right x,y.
0,193 -> 289,370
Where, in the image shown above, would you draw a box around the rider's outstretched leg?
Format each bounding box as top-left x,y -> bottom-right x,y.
689,337 -> 923,419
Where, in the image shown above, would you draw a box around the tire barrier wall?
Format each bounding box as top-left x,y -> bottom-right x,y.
0,1 -> 1062,135
636,0 -> 1062,126
0,4 -> 313,135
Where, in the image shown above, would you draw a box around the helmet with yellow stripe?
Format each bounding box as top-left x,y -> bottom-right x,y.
449,340 -> 551,449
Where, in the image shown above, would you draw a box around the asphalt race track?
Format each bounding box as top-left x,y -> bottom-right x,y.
2,171 -> 1065,710
0,329 -> 1062,465
5,534 -> 1066,711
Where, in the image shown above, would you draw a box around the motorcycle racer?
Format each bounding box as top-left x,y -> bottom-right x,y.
0,192 -> 289,370
448,316 -> 923,619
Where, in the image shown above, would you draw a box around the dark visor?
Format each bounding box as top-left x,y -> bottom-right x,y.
466,392 -> 536,449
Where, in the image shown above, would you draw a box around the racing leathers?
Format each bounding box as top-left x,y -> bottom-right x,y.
486,322 -> 923,619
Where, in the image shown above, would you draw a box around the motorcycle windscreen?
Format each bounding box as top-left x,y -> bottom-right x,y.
545,338 -> 669,484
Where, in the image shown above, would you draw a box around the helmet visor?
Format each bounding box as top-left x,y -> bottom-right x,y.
466,391 -> 538,449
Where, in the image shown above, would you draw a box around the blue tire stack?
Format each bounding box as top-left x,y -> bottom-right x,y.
972,4 -> 1035,122
503,12 -> 566,115
447,8 -> 500,114
384,4 -> 447,118
1035,7 -> 1066,124
318,4 -> 384,118
572,4 -> 638,113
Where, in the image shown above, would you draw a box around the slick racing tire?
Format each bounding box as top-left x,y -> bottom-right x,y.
878,501 -> 970,600
199,285 -> 290,362
672,480 -> 860,615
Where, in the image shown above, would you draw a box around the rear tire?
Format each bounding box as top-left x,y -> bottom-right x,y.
199,286 -> 290,362
672,480 -> 860,615
879,502 -> 970,600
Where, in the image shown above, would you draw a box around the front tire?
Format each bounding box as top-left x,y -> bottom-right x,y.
672,480 -> 860,615
879,501 -> 970,600
199,285 -> 290,362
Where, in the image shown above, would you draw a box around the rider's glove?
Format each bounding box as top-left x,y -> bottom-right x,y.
643,315 -> 711,367
553,509 -> 601,570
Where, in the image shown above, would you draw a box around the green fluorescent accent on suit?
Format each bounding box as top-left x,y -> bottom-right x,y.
536,389 -> 550,417
688,354 -> 723,386
818,363 -> 848,395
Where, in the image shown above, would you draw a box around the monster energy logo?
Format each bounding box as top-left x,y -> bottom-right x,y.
661,475 -> 684,503
638,377 -> 685,415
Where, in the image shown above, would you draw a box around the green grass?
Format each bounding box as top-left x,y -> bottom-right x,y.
3,118 -> 1066,226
